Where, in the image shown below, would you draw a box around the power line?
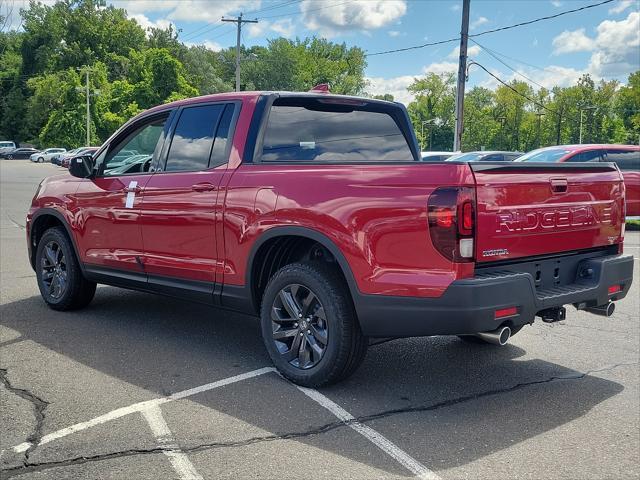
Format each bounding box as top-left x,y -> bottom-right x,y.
468,61 -> 556,114
258,0 -> 351,20
470,38 -> 548,90
469,0 -> 614,38
366,0 -> 615,57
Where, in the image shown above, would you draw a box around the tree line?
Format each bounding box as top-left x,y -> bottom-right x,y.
1,0 -> 638,152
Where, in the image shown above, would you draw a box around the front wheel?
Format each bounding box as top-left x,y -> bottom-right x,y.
38,157 -> 44,163
35,227 -> 96,311
260,262 -> 368,387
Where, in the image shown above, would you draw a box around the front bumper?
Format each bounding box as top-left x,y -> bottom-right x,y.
354,254 -> 634,337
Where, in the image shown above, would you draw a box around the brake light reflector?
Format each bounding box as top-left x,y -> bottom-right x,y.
608,285 -> 621,294
495,306 -> 518,319
427,187 -> 476,262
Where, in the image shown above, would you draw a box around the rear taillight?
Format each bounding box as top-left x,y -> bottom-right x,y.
428,187 -> 476,262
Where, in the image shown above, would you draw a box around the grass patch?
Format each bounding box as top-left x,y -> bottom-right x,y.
626,219 -> 640,230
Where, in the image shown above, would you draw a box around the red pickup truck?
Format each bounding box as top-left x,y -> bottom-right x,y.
27,91 -> 634,386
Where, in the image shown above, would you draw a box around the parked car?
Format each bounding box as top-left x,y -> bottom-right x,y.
30,148 -> 66,163
6,147 -> 40,160
52,148 -> 83,166
26,91 -> 633,387
0,141 -> 17,157
61,147 -> 99,168
516,144 -> 640,217
420,151 -> 458,161
446,151 -> 523,162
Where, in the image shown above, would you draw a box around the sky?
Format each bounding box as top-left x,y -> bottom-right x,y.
3,0 -> 640,104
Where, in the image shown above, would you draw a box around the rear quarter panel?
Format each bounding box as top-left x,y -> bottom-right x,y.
222,163 -> 475,298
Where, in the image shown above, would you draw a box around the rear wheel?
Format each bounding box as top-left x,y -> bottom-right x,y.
260,262 -> 368,387
35,227 -> 96,311
38,157 -> 44,163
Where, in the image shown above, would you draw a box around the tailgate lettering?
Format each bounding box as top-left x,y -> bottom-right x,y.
496,204 -> 613,233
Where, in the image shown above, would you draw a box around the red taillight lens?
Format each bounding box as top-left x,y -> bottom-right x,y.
608,285 -> 621,294
428,187 -> 476,262
495,306 -> 518,319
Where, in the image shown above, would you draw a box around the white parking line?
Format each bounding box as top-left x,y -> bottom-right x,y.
297,386 -> 441,480
12,367 -> 275,453
143,405 -> 204,480
10,367 -> 440,480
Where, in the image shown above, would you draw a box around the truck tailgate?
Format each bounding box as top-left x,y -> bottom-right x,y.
471,163 -> 625,263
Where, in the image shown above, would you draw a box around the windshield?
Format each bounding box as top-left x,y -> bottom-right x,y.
515,148 -> 571,162
0,142 -> 14,148
445,152 -> 484,162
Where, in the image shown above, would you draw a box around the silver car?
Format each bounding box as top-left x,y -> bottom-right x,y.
30,148 -> 67,163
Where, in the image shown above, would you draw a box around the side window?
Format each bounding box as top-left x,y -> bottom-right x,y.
568,150 -> 601,162
605,149 -> 640,171
164,104 -> 224,172
209,104 -> 236,168
260,99 -> 415,163
102,114 -> 169,176
482,154 -> 503,161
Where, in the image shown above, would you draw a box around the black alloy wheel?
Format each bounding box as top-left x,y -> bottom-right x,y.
40,240 -> 68,300
271,284 -> 329,369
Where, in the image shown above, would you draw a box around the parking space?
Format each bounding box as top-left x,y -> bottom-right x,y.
1,160 -> 639,479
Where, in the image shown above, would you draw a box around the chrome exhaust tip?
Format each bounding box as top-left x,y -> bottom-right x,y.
585,302 -> 615,317
473,326 -> 511,346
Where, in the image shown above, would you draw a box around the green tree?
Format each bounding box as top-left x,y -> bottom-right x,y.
406,73 -> 455,150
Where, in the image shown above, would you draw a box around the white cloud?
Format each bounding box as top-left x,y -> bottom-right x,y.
552,28 -> 595,55
270,18 -> 295,37
469,16 -> 489,30
550,0 -> 563,7
450,3 -> 461,11
130,14 -> 172,34
549,12 -> 639,78
247,18 -> 295,38
184,40 -> 223,52
302,0 -> 407,36
388,30 -> 401,37
447,44 -> 481,59
588,11 -> 640,76
366,75 -> 417,104
422,61 -> 458,76
609,0 -> 634,14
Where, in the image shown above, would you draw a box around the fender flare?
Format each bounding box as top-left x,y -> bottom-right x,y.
30,208 -> 84,273
246,226 -> 361,309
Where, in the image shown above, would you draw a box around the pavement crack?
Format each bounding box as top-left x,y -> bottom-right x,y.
0,369 -> 49,466
1,362 -> 636,477
5,213 -> 25,230
354,361 -> 639,425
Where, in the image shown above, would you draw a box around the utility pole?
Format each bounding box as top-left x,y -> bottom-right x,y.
453,0 -> 470,152
76,67 -> 98,146
222,13 -> 258,92
535,111 -> 544,148
579,105 -> 596,144
85,69 -> 90,146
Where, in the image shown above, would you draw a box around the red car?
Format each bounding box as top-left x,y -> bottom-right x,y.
26,91 -> 634,386
60,147 -> 100,168
516,144 -> 640,217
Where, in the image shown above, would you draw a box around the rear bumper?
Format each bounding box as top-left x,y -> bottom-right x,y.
354,254 -> 634,337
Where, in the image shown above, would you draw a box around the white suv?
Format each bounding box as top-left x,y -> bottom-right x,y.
0,141 -> 16,156
30,148 -> 66,163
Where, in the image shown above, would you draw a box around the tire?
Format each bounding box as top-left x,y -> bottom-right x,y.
38,157 -> 44,163
35,226 -> 96,311
260,262 -> 368,387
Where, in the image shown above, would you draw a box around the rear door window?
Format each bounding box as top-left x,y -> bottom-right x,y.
259,98 -> 415,163
604,149 -> 640,171
568,150 -> 603,162
164,104 -> 225,172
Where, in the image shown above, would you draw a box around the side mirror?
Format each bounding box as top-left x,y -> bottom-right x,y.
69,155 -> 94,178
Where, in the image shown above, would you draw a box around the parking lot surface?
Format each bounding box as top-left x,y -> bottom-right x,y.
1,160 -> 639,479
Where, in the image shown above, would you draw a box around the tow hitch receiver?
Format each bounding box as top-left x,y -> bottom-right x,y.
538,307 -> 567,323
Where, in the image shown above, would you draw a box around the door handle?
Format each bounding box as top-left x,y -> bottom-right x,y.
123,186 -> 142,193
192,182 -> 217,192
550,178 -> 568,193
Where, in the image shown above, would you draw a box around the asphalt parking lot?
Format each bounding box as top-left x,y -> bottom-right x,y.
1,160 -> 639,480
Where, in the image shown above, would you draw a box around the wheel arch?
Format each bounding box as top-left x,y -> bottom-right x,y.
30,209 -> 83,272
246,226 -> 360,314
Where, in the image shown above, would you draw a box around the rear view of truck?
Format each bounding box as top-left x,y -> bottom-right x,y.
461,162 -> 633,340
